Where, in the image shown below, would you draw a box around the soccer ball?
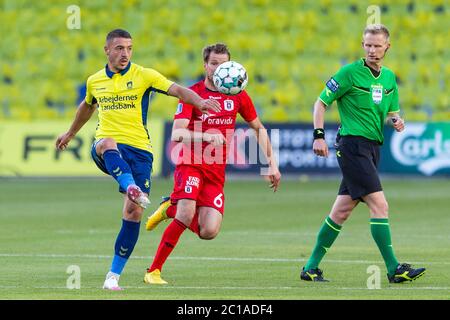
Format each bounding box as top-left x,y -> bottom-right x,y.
213,61 -> 248,95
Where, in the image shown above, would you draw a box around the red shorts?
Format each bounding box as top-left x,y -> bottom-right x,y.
170,165 -> 225,214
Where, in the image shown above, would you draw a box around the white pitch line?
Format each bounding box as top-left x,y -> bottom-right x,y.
123,286 -> 450,291
0,253 -> 448,266
0,285 -> 448,291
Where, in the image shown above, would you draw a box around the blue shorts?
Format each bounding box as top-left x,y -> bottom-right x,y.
91,140 -> 154,194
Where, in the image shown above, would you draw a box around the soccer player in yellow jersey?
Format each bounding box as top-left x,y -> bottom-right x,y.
55,29 -> 220,290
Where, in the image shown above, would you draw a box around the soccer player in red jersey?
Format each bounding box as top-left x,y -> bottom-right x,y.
143,43 -> 281,284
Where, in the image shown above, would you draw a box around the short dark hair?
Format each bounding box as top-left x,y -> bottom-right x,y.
202,43 -> 230,62
106,29 -> 132,43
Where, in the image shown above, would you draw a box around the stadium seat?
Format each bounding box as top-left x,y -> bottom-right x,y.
1,0 -> 447,122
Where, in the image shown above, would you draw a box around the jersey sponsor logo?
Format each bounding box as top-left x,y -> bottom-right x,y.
95,87 -> 106,91
98,94 -> 138,103
98,94 -> 138,111
209,96 -> 222,100
207,117 -> 233,125
224,99 -> 234,111
127,81 -> 133,89
186,176 -> 200,188
325,78 -> 339,92
371,84 -> 383,104
199,114 -> 208,121
176,103 -> 183,115
101,102 -> 136,111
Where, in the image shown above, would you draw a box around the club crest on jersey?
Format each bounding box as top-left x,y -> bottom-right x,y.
224,99 -> 234,111
127,81 -> 133,89
176,103 -> 183,115
371,84 -> 383,104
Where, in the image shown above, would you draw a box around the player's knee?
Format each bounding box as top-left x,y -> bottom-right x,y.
97,138 -> 118,154
124,210 -> 142,222
371,201 -> 389,217
331,209 -> 352,224
123,205 -> 143,222
175,209 -> 196,226
336,213 -> 350,224
199,228 -> 219,240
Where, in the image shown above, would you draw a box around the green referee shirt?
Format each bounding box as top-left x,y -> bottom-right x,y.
319,58 -> 400,144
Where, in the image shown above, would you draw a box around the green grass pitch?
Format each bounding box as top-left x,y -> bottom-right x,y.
0,177 -> 449,299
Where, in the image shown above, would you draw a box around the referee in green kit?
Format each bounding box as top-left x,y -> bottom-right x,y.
300,24 -> 426,283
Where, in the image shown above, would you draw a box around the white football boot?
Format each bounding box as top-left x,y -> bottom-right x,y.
103,272 -> 122,291
126,184 -> 150,209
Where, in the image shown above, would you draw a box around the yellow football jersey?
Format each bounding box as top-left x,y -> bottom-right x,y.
85,62 -> 174,152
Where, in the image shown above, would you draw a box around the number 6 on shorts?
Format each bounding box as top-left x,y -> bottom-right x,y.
213,193 -> 224,208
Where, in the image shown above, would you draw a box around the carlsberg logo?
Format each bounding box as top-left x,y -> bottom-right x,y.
391,123 -> 450,176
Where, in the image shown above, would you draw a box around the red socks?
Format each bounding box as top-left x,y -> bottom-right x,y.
149,219 -> 186,272
167,205 -> 200,236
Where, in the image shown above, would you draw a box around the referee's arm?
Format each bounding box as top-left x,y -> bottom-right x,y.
386,111 -> 405,132
312,98 -> 329,157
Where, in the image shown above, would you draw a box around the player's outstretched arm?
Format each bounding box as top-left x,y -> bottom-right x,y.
167,83 -> 221,114
248,118 -> 281,192
55,100 -> 96,150
312,99 -> 329,157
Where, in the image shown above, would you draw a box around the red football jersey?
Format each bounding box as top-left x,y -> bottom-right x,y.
173,80 -> 257,175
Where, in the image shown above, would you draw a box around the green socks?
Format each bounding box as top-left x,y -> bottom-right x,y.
370,218 -> 399,276
304,217 -> 399,276
304,216 -> 342,270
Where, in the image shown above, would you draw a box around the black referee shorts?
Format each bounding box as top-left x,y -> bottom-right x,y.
335,135 -> 382,200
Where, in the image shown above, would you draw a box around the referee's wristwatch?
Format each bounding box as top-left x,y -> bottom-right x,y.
313,128 -> 325,140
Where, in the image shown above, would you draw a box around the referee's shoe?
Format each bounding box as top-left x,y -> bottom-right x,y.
300,267 -> 329,282
388,263 -> 426,283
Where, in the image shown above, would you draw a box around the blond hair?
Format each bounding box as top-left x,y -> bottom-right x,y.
363,24 -> 390,40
